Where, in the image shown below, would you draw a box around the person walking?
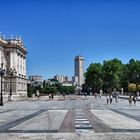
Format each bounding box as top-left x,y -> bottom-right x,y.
107,94 -> 109,104
109,94 -> 113,104
129,95 -> 132,105
63,92 -> 66,99
49,93 -> 51,99
99,90 -> 103,98
84,92 -> 87,98
133,96 -> 137,105
114,92 -> 118,103
36,90 -> 40,99
95,92 -> 97,98
51,93 -> 54,100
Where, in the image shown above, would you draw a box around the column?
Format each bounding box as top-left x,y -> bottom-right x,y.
10,52 -> 13,69
23,57 -> 25,76
17,54 -> 19,75
24,57 -> 26,76
21,56 -> 23,75
19,55 -> 21,75
22,56 -> 24,76
13,51 -> 17,71
0,49 -> 1,66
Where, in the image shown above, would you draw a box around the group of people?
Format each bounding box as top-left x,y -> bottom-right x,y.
94,90 -> 103,98
105,90 -> 119,104
128,95 -> 137,105
36,89 -> 139,105
106,94 -> 113,104
106,92 -> 138,105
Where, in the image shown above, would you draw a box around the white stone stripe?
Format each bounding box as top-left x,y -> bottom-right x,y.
76,124 -> 92,128
76,129 -> 91,132
91,110 -> 140,129
75,118 -> 87,121
75,121 -> 90,124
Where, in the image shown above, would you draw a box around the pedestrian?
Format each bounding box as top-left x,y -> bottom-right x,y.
99,90 -> 103,98
84,92 -> 87,98
107,94 -> 109,104
95,92 -> 97,98
109,94 -> 113,104
36,90 -> 40,99
129,95 -> 132,105
63,92 -> 66,99
133,96 -> 137,105
114,92 -> 118,103
49,93 -> 51,99
51,93 -> 54,100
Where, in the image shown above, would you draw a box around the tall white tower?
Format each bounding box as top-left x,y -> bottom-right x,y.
74,56 -> 84,86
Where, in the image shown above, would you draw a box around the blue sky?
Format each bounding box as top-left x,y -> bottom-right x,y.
0,0 -> 140,79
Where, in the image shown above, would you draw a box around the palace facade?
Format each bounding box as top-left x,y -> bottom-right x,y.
0,34 -> 27,97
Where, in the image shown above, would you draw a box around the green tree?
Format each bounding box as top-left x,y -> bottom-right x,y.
103,58 -> 123,92
59,86 -> 75,94
120,64 -> 129,92
85,63 -> 103,92
127,59 -> 140,84
27,84 -> 36,97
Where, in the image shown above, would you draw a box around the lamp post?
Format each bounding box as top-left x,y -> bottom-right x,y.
8,68 -> 17,101
0,68 -> 5,106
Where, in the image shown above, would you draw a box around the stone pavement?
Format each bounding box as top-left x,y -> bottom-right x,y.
0,95 -> 140,140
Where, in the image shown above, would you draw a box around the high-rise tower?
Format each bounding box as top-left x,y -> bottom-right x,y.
74,56 -> 84,86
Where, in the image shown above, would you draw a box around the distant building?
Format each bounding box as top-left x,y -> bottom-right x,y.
47,78 -> 59,85
54,75 -> 68,83
74,56 -> 84,86
0,34 -> 27,97
62,81 -> 73,86
72,76 -> 79,86
29,75 -> 43,87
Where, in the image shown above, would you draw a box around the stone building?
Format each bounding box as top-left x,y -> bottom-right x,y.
0,34 -> 27,97
74,56 -> 84,86
29,75 -> 43,87
54,75 -> 68,83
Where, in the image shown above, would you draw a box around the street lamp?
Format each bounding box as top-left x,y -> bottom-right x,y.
0,68 -> 5,106
8,68 -> 17,101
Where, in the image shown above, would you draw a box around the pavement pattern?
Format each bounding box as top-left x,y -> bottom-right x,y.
0,95 -> 140,140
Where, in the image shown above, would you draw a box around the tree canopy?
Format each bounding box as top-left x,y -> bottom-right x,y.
85,58 -> 140,93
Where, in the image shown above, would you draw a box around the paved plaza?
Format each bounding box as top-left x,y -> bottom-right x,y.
0,95 -> 140,140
